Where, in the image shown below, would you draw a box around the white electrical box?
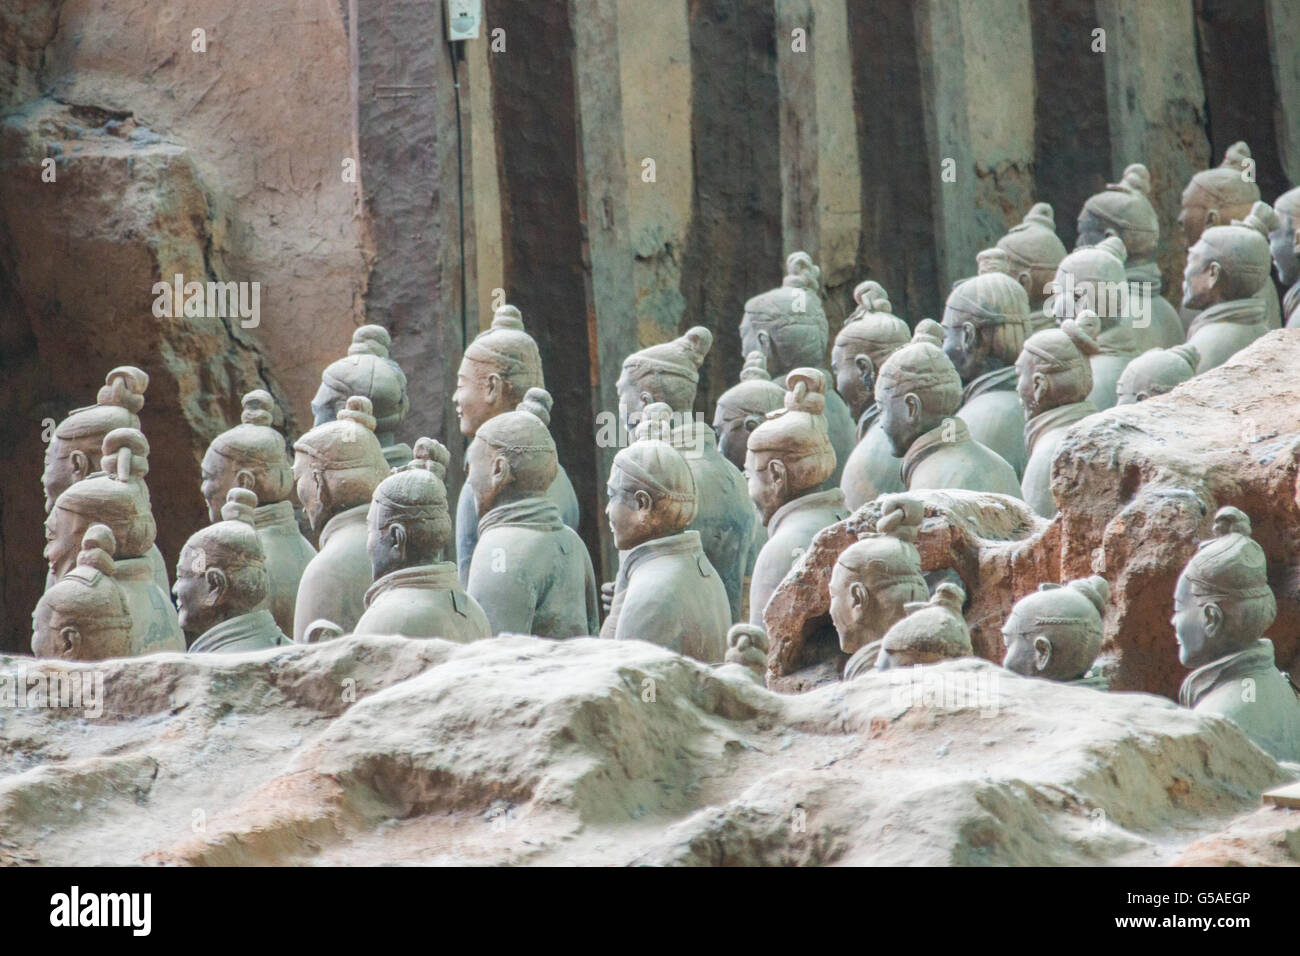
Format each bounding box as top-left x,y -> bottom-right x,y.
446,0 -> 482,41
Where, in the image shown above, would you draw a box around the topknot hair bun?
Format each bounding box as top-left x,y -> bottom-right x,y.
875,493 -> 923,544
783,251 -> 822,293
492,304 -> 526,331
348,324 -> 392,359
518,387 -> 554,427
410,437 -> 451,480
1212,505 -> 1251,538
1096,235 -> 1128,264
1021,202 -> 1056,231
976,248 -> 1013,275
221,487 -> 259,525
912,318 -> 945,348
852,280 -> 892,314
240,389 -> 275,427
782,368 -> 827,415
1067,574 -> 1111,615
1112,163 -> 1151,197
1063,310 -> 1103,354
1222,141 -> 1252,170
739,351 -> 772,382
1235,201 -> 1277,238
101,427 -> 150,480
338,395 -> 378,431
634,402 -> 675,443
930,581 -> 966,615
78,524 -> 117,573
97,367 -> 149,414
681,326 -> 713,365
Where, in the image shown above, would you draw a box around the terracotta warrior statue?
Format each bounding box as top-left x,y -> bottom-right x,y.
454,304 -> 580,585
44,428 -> 184,654
834,281 -> 910,509
466,389 -> 599,637
1077,163 -> 1185,351
872,582 -> 971,672
600,410 -> 729,662
32,525 -> 133,660
995,202 -> 1068,333
616,325 -> 711,437
42,366 -> 168,594
875,324 -> 1021,497
1270,185 -> 1300,329
1017,311 -> 1101,518
746,368 -> 849,625
831,495 -> 930,680
1179,142 -> 1282,331
618,330 -> 762,622
355,438 -> 490,642
712,351 -> 787,472
740,252 -> 855,484
313,325 -> 412,467
1001,576 -> 1109,685
660,404 -> 762,624
175,488 -> 292,653
291,395 -> 392,641
1115,344 -> 1200,405
201,389 -> 315,637
1047,236 -> 1136,411
1181,201 -> 1275,373
1174,507 -> 1300,763
942,249 -> 1032,477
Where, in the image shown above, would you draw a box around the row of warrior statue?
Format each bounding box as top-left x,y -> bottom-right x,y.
33,143 -> 1300,764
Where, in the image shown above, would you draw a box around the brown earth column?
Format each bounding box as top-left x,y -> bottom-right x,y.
488,0 -> 606,572
352,0 -> 472,485
682,0 -> 784,410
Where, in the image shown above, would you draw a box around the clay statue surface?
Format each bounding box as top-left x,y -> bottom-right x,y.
453,304 -> 580,585
831,495 -> 929,680
1270,185 -> 1300,329
740,252 -> 855,484
44,427 -> 184,654
600,412 -> 729,662
995,203 -> 1068,333
747,368 -> 849,625
356,438 -> 490,642
721,623 -> 770,684
1016,312 -> 1101,518
176,488 -> 292,653
834,282 -> 909,509
201,389 -> 315,637
875,323 -> 1021,498
617,330 -> 761,622
942,250 -> 1032,477
664,407 -> 761,624
872,582 -> 971,672
712,352 -> 786,473
1077,163 -> 1185,351
1047,236 -> 1136,411
313,325 -> 413,468
1115,344 -> 1200,405
1002,576 -> 1109,684
291,396 -> 392,641
1181,201 -> 1275,373
42,366 -> 169,595
32,525 -> 134,660
1179,142 -> 1282,331
466,390 -> 599,637
1174,507 -> 1300,763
